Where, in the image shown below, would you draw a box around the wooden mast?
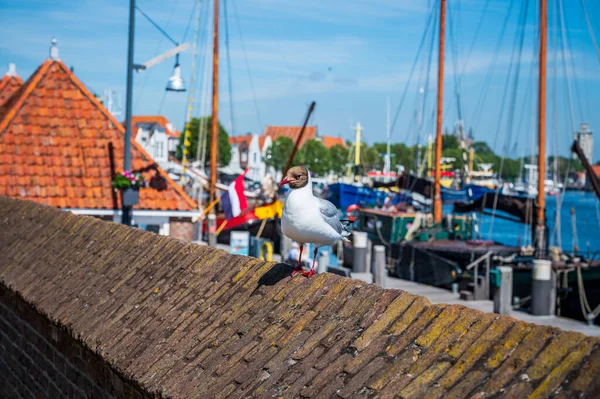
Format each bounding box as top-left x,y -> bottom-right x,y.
536,0 -> 547,254
209,0 -> 219,205
433,0 -> 446,224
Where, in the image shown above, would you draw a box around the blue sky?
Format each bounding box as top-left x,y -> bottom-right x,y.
1,0 -> 600,162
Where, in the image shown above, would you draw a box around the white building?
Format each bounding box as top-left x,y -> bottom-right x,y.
576,123 -> 594,163
132,116 -> 181,168
229,126 -> 345,181
229,134 -> 272,181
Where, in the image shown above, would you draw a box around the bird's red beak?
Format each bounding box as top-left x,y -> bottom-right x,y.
279,178 -> 290,187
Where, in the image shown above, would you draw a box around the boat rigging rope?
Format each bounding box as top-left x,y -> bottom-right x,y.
157,0 -> 199,116
458,0 -> 490,82
571,207 -> 580,253
579,0 -> 600,63
223,0 -> 236,137
576,264 -> 600,321
197,2 -> 214,168
389,0 -> 438,138
596,200 -> 600,231
550,0 -> 562,249
488,0 -> 530,239
137,1 -> 181,106
182,0 -> 204,176
374,216 -> 391,247
558,0 -> 577,133
470,0 -> 516,134
231,0 -> 263,131
447,4 -> 464,124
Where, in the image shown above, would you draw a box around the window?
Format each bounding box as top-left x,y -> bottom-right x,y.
154,141 -> 164,158
254,153 -> 257,163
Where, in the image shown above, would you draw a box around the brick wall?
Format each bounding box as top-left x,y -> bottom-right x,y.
0,285 -> 149,399
169,218 -> 193,241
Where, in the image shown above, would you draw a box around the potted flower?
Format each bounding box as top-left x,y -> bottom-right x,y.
112,170 -> 147,206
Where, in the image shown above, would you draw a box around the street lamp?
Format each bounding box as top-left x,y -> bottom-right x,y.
166,54 -> 185,92
122,0 -> 189,225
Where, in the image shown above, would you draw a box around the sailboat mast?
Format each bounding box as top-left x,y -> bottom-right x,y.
433,0 -> 446,224
385,97 -> 391,175
536,0 -> 547,253
209,0 -> 220,205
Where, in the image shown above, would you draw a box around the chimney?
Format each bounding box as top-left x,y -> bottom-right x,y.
6,63 -> 17,77
49,37 -> 60,60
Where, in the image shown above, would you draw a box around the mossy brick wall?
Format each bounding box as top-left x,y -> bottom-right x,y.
0,286 -> 149,399
1,196 -> 600,398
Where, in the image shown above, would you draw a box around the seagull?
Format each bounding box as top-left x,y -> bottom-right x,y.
280,166 -> 351,277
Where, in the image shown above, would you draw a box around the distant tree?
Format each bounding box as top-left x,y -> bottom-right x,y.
390,143 -> 416,171
360,145 -> 383,171
442,134 -> 459,150
329,145 -> 349,175
265,136 -> 297,173
442,148 -> 464,170
472,141 -> 494,156
300,139 -> 330,176
176,117 -> 231,166
548,155 -> 584,179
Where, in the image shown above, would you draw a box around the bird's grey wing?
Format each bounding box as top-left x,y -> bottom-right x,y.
318,198 -> 344,234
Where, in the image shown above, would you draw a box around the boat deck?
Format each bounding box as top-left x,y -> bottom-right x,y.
384,275 -> 600,336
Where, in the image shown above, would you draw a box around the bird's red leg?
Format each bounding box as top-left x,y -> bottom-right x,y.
302,247 -> 319,277
292,244 -> 304,275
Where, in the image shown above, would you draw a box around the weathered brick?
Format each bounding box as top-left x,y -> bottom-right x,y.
1,197 -> 600,399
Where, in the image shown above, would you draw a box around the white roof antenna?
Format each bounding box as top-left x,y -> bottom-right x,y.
49,37 -> 60,61
6,63 -> 17,77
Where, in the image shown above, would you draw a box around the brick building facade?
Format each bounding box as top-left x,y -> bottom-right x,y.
0,285 -> 148,398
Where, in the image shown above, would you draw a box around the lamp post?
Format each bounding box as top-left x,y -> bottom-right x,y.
121,0 -> 188,225
122,0 -> 136,225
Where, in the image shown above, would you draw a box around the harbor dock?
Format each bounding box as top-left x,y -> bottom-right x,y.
385,275 -> 600,336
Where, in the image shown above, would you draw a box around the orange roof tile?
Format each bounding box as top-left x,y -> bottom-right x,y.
229,134 -> 269,152
0,74 -> 23,107
593,165 -> 600,177
263,125 -> 317,147
258,136 -> 267,150
321,135 -> 346,148
0,60 -> 196,212
130,115 -> 180,138
229,134 -> 252,147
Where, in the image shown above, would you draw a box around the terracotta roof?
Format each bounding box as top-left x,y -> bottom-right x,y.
0,60 -> 196,211
2,196 -> 599,398
593,165 -> 600,177
229,135 -> 268,151
229,134 -> 252,147
0,75 -> 23,107
258,136 -> 267,150
321,135 -> 346,148
130,115 -> 180,138
263,125 -> 317,147
0,74 -> 23,107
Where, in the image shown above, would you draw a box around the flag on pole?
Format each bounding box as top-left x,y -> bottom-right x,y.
221,169 -> 249,220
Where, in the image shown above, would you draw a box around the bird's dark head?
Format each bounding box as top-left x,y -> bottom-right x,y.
279,166 -> 309,189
